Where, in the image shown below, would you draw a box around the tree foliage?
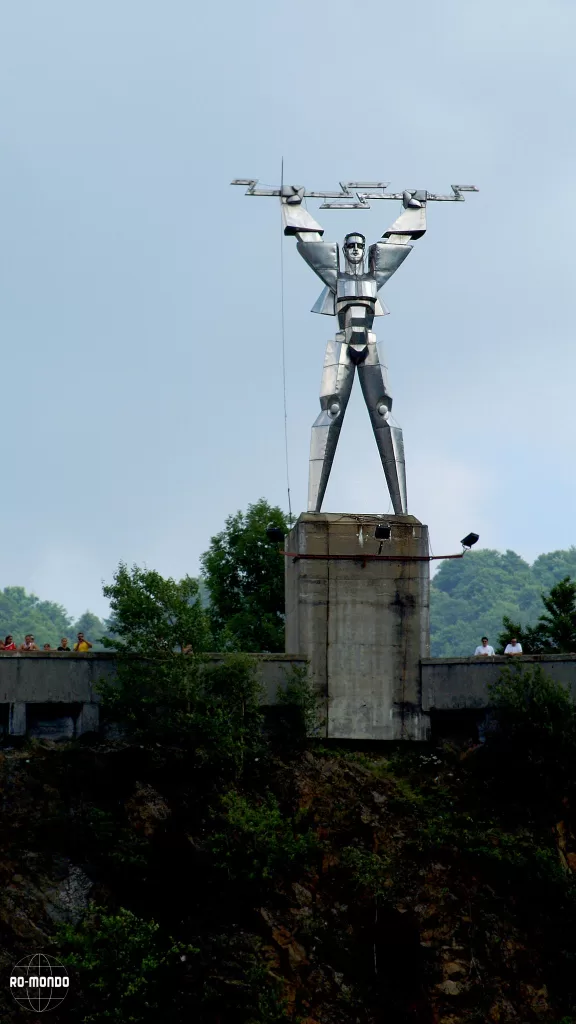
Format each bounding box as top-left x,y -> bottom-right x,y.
56,906 -> 197,1022
98,563 -> 265,774
200,498 -> 289,652
485,663 -> 576,815
102,563 -> 211,655
0,586 -> 108,649
431,547 -> 576,656
498,577 -> 576,654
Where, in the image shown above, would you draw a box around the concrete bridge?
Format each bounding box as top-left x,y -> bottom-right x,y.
2,651 -> 576,742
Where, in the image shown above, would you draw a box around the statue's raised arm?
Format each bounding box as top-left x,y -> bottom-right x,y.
280,187 -> 340,316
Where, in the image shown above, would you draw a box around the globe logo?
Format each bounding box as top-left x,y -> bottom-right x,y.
9,953 -> 70,1013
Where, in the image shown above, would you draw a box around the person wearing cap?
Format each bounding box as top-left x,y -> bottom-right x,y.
504,637 -> 523,655
474,636 -> 495,656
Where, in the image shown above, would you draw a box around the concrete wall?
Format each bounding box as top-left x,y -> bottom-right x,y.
0,652 -> 307,739
422,655 -> 576,710
7,651 -> 576,743
285,512 -> 430,741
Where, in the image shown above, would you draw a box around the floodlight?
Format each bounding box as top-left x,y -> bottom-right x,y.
461,532 -> 479,549
266,525 -> 285,544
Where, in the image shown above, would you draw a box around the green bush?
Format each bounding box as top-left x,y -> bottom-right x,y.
99,654 -> 265,779
489,662 -> 576,740
341,846 -> 391,896
208,791 -> 318,883
85,807 -> 149,870
487,663 -> 576,793
54,905 -> 197,1022
272,665 -> 324,750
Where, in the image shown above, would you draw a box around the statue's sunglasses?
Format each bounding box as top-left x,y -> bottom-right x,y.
345,241 -> 364,249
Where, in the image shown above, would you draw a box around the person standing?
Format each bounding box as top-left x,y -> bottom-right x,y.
474,636 -> 495,656
20,634 -> 39,651
504,637 -> 523,655
58,638 -> 71,651
3,636 -> 16,651
73,632 -> 93,652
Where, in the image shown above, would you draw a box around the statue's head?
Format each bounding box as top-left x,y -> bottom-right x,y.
343,232 -> 366,269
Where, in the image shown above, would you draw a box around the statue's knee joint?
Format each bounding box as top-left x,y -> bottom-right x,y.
327,399 -> 341,418
376,400 -> 390,420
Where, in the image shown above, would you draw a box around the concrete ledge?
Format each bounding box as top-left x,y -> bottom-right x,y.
0,653 -> 309,738
12,652 -> 576,739
422,655 -> 576,710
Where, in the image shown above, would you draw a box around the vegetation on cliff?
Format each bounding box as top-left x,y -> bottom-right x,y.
0,669 -> 576,1021
0,563 -> 575,1021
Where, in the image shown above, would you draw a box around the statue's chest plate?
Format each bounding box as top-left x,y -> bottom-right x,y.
337,275 -> 377,301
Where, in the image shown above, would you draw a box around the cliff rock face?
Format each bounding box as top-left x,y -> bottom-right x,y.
0,741 -> 572,1023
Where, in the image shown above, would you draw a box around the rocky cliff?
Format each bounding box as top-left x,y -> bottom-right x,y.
0,738 -> 574,1023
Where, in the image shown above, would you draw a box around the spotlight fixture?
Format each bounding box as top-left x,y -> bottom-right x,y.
461,532 -> 480,549
374,524 -> 391,540
266,525 -> 285,544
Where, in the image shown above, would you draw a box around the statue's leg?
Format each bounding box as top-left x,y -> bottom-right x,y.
357,336 -> 408,514
308,333 -> 355,513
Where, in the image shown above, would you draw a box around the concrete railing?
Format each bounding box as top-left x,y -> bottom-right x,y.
422,655 -> 576,710
5,651 -> 576,741
0,652 -> 307,740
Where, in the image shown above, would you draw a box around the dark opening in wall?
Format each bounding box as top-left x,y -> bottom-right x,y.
27,703 -> 82,741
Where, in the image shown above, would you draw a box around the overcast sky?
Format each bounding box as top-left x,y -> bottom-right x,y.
0,0 -> 574,619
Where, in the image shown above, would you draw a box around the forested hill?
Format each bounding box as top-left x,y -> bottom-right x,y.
431,546 -> 576,656
0,587 -> 108,649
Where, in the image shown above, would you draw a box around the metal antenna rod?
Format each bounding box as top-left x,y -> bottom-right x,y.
279,158 -> 292,524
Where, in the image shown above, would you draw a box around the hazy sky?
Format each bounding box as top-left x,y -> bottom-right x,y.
1,0 -> 575,619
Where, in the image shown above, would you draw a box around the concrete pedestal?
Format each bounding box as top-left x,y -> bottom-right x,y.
285,513 -> 430,741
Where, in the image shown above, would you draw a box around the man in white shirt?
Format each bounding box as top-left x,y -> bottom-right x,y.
474,636 -> 495,656
504,637 -> 523,655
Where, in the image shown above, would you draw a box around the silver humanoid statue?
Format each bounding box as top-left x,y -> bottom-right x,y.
232,180 -> 477,514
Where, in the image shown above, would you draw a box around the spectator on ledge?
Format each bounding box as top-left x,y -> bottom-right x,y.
58,638 -> 70,651
43,643 -> 51,651
74,632 -> 92,652
20,634 -> 39,651
3,636 -> 16,651
474,636 -> 495,656
504,637 -> 523,655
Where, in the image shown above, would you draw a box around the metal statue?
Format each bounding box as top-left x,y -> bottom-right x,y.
232,180 -> 477,514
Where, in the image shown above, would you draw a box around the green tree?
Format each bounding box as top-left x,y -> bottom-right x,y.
498,577 -> 576,654
532,547 -> 576,590
498,613 -> 547,654
0,586 -> 72,647
487,663 -> 576,807
98,563 -> 264,773
55,906 -> 197,1022
102,563 -> 211,654
430,549 -> 542,656
430,548 -> 576,656
201,498 -> 288,652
